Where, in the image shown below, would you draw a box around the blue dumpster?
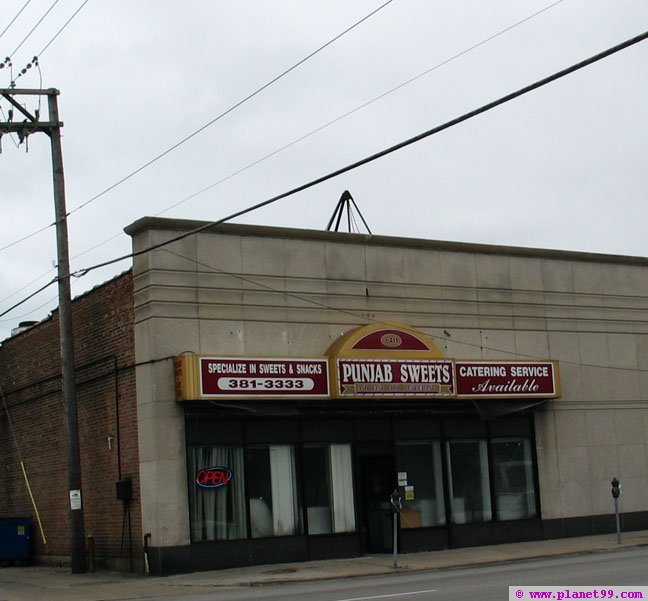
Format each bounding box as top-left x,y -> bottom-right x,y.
0,518 -> 31,564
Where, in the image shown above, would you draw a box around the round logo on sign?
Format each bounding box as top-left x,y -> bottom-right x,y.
380,333 -> 402,348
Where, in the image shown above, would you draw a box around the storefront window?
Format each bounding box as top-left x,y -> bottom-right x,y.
491,438 -> 536,520
395,441 -> 445,528
303,444 -> 356,534
189,446 -> 247,541
247,445 -> 302,537
446,440 -> 492,524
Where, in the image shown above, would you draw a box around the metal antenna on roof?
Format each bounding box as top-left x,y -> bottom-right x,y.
325,190 -> 372,234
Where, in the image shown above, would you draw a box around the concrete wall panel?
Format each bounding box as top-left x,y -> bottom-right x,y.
126,219 -> 648,551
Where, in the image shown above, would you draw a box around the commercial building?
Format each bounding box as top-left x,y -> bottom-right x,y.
2,217 -> 648,574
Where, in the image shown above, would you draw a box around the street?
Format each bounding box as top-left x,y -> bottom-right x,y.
154,547 -> 648,601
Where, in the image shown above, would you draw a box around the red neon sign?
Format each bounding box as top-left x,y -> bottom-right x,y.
195,466 -> 233,489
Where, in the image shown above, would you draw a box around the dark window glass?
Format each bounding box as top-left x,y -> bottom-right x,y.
303,446 -> 332,534
491,438 -> 537,520
395,441 -> 445,528
446,440 -> 492,523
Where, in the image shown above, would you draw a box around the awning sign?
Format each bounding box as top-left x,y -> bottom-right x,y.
455,361 -> 559,398
199,357 -> 330,399
174,325 -> 560,401
336,359 -> 455,397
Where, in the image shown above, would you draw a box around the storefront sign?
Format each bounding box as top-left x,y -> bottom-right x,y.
174,325 -> 560,402
196,467 -> 233,489
200,357 -> 330,398
455,361 -> 559,398
336,359 -> 454,397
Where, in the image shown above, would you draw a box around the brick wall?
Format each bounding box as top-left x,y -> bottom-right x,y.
0,271 -> 141,569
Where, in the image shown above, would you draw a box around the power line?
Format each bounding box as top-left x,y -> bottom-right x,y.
66,0 -> 395,216
38,0 -> 89,57
71,30 -> 648,279
8,0 -> 59,59
161,247 -> 368,323
159,249 -> 648,376
0,222 -> 53,252
155,0 -> 568,214
11,0 -> 91,84
0,0 -> 394,253
0,277 -> 57,318
65,0 -> 567,265
0,264 -> 56,305
0,0 -> 33,42
0,105 -> 20,148
1,26 -> 645,320
0,294 -> 57,323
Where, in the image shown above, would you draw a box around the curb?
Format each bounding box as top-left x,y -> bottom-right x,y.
213,540 -> 648,589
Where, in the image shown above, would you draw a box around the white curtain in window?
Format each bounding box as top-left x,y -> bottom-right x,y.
269,445 -> 298,535
189,446 -> 246,541
213,447 -> 246,539
204,447 -> 219,539
445,442 -> 463,524
479,440 -> 492,521
432,441 -> 446,525
329,444 -> 356,532
522,439 -> 535,515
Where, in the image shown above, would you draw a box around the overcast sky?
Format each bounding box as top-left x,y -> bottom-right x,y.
0,0 -> 646,340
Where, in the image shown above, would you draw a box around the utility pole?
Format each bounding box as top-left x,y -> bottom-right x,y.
0,88 -> 87,573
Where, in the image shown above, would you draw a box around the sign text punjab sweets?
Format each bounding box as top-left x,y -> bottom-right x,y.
200,357 -> 329,398
336,359 -> 455,397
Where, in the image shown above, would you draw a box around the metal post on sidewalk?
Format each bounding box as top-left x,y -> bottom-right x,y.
392,511 -> 398,568
390,489 -> 402,569
611,477 -> 622,544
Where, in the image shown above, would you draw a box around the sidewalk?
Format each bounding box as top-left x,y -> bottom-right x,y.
2,530 -> 648,601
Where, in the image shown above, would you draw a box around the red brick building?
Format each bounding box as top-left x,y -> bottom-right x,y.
0,271 -> 141,570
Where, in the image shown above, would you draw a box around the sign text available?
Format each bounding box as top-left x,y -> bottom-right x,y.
455,361 -> 558,398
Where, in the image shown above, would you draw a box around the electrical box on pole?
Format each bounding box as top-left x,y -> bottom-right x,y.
0,88 -> 87,573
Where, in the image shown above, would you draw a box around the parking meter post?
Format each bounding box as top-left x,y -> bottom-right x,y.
611,477 -> 621,544
393,511 -> 398,568
390,489 -> 402,569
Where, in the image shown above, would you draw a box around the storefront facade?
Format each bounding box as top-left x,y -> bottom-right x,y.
177,327 -> 554,570
126,217 -> 648,575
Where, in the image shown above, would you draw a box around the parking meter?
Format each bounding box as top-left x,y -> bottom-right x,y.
611,477 -> 621,543
390,489 -> 402,568
390,489 -> 402,513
